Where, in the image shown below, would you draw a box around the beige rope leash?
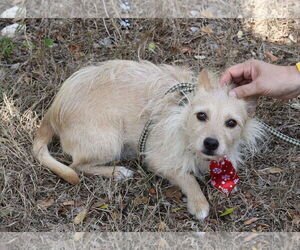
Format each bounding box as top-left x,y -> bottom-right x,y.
258,120 -> 300,147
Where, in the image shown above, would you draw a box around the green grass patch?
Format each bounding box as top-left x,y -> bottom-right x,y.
0,37 -> 16,55
43,38 -> 54,47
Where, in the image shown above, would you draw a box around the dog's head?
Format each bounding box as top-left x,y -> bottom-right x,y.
185,69 -> 261,162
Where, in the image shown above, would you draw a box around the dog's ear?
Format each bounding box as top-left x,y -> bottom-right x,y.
197,69 -> 213,90
244,96 -> 258,117
227,83 -> 258,117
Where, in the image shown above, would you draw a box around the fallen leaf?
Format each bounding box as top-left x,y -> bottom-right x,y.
292,216 -> 300,225
148,42 -> 156,52
265,51 -> 279,62
73,208 -> 88,224
91,199 -> 108,209
73,232 -> 85,241
75,201 -> 85,207
180,46 -> 193,53
176,213 -> 190,220
148,188 -> 157,195
23,76 -> 31,84
257,223 -> 270,229
62,200 -> 75,206
111,212 -> 122,219
169,46 -> 178,52
158,221 -> 167,231
68,44 -> 79,51
219,207 -> 236,217
201,26 -> 213,34
133,197 -> 149,205
58,207 -> 67,213
289,211 -> 300,225
237,30 -> 243,39
216,47 -> 223,56
36,31 -> 45,38
258,167 -> 283,174
171,207 -> 182,212
37,198 -> 54,209
256,225 -> 263,232
99,204 -> 109,209
244,217 -> 259,225
268,167 -> 283,174
173,198 -> 182,204
164,186 -> 182,200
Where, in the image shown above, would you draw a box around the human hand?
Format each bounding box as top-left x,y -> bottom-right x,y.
220,59 -> 300,99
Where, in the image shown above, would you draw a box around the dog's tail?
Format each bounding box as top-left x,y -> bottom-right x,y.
32,113 -> 80,184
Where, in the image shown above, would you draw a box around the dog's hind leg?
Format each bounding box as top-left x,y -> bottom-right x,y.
62,122 -> 134,181
71,163 -> 134,180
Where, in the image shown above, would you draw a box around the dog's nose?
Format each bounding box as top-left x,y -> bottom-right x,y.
203,137 -> 219,151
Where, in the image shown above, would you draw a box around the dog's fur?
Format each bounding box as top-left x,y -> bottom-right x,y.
33,60 -> 263,219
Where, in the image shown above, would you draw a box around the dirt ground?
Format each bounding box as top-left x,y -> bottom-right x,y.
0,19 -> 299,232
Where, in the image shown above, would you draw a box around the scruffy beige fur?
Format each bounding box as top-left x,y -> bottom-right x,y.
33,60 -> 263,219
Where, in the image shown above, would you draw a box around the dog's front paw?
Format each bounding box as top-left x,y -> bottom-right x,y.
187,197 -> 209,220
114,166 -> 134,180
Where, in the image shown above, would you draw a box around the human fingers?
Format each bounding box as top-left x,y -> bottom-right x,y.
220,62 -> 250,85
229,81 -> 260,98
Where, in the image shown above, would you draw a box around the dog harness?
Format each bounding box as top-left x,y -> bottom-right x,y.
138,82 -> 300,195
138,83 -> 195,154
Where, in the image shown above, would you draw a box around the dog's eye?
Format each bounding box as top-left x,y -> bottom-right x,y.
196,112 -> 208,121
225,119 -> 237,128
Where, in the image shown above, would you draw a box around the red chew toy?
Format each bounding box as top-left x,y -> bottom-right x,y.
209,156 -> 239,194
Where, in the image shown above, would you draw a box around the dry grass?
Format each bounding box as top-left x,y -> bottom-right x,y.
0,19 -> 299,232
23,0 -> 300,18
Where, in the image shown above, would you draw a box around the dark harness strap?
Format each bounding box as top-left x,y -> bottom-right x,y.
138,83 -> 196,158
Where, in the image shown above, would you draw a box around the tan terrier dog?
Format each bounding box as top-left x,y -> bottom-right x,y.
33,60 -> 263,219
